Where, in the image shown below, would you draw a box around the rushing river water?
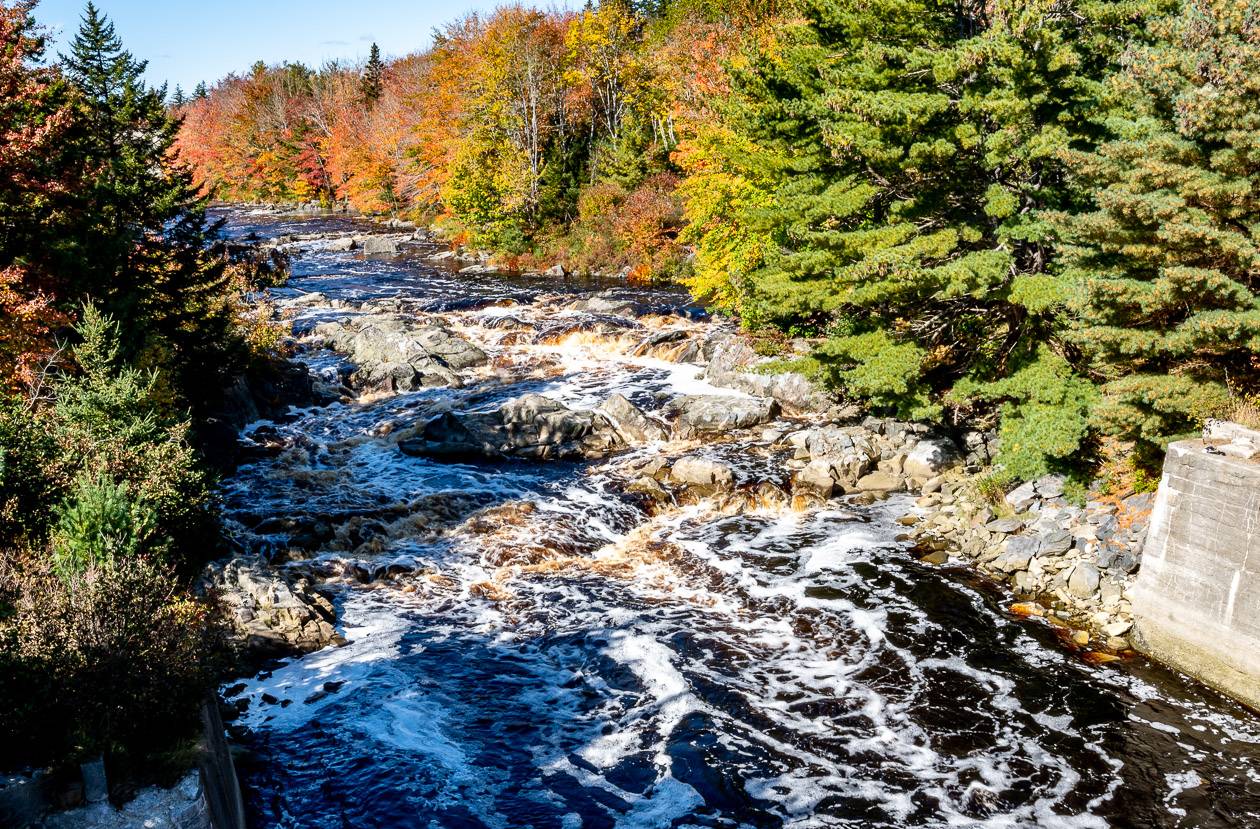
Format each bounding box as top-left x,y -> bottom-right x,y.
214,209 -> 1260,829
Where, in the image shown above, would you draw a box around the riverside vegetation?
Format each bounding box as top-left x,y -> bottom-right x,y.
3,0 -> 1260,822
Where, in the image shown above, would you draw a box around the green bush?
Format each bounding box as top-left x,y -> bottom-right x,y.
52,472 -> 158,579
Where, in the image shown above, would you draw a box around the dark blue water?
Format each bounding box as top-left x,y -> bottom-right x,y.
217,209 -> 1260,829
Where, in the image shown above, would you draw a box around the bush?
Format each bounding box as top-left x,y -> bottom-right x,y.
52,472 -> 158,579
2,558 -> 226,766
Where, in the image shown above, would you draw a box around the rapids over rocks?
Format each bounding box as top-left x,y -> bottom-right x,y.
213,209 -> 1260,829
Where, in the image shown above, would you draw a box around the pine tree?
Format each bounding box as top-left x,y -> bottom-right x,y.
687,0 -> 1164,478
1055,0 -> 1260,460
58,3 -> 237,412
193,80 -> 207,99
171,84 -> 184,107
361,42 -> 384,102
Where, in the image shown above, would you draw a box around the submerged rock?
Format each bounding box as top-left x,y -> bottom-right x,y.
399,393 -> 633,461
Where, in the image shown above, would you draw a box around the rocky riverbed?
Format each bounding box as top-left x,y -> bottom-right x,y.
206,206 -> 1260,828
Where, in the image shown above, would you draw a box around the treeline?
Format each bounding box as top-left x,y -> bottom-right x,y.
1,1 -> 279,779
180,0 -> 1260,483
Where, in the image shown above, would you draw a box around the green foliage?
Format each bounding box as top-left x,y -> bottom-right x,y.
0,398 -> 63,549
952,347 -> 1098,480
52,472 -> 157,579
1054,0 -> 1260,458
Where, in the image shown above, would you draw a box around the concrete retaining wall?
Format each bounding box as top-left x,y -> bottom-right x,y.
1131,425 -> 1260,710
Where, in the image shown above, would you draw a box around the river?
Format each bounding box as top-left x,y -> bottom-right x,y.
213,209 -> 1260,829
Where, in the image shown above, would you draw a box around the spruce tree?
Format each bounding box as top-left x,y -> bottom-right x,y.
171,84 -> 184,107
193,80 -> 207,99
1055,0 -> 1260,460
59,3 -> 237,412
693,0 -> 1164,478
362,42 -> 384,102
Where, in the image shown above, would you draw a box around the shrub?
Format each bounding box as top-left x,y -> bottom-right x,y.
3,558 -> 226,766
52,472 -> 158,579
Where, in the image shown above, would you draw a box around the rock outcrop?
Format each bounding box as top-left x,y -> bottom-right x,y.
210,559 -> 342,658
668,394 -> 780,439
398,393 -> 653,461
309,314 -> 487,392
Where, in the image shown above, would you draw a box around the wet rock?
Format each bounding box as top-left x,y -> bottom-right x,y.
209,559 -> 339,658
794,460 -> 836,497
669,394 -> 780,439
399,394 -> 628,461
597,394 -> 668,443
669,456 -> 736,492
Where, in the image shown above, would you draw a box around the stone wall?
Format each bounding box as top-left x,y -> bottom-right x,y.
1131,423 -> 1260,711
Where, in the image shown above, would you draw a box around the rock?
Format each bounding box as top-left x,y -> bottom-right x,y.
1068,562 -> 1101,598
1103,620 -> 1133,637
361,235 -> 400,255
1035,474 -> 1066,499
993,538 -> 1036,573
855,470 -> 903,493
920,550 -> 949,565
627,476 -> 670,502
209,560 -> 338,657
310,314 -> 487,391
597,394 -> 668,443
669,394 -> 780,438
795,460 -> 836,497
984,518 -> 1024,534
903,438 -> 961,481
543,263 -> 567,277
325,236 -> 357,252
700,333 -> 835,413
1038,529 -> 1073,556
1005,481 -> 1039,512
399,394 -> 628,461
669,456 -> 736,491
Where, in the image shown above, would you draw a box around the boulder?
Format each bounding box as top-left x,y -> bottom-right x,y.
398,394 -> 628,461
360,235 -> 400,255
669,456 -> 736,491
903,438 -> 961,481
795,460 -> 836,497
210,560 -> 340,657
701,332 -> 834,413
1005,481 -> 1039,512
1068,562 -> 1101,598
669,394 -> 780,438
855,470 -> 903,493
597,393 -> 668,443
310,314 -> 487,392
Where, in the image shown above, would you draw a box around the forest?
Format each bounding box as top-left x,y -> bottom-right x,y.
176,0 -> 1260,481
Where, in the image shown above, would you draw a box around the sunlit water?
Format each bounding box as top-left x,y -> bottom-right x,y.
214,208 -> 1260,828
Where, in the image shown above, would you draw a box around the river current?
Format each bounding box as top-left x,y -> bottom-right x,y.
214,209 -> 1260,829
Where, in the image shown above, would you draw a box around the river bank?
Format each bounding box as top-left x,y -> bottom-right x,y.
206,206 -> 1260,828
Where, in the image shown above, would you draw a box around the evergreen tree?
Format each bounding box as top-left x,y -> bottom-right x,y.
171,84 -> 184,107
362,42 -> 384,102
688,0 -> 1164,478
193,80 -> 207,99
58,3 -> 238,411
1055,0 -> 1260,461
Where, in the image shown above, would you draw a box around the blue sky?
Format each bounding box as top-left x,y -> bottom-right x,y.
33,0 -> 576,94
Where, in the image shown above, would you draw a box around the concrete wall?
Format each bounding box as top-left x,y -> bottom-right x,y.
1132,425 -> 1260,710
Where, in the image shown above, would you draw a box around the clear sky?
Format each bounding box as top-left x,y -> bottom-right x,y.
32,0 -> 576,95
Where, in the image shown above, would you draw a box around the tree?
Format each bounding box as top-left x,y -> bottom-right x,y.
193,80 -> 207,99
170,84 -> 184,107
362,42 -> 384,102
60,3 -> 240,411
1055,0 -> 1260,461
0,0 -> 76,390
683,0 -> 1162,478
